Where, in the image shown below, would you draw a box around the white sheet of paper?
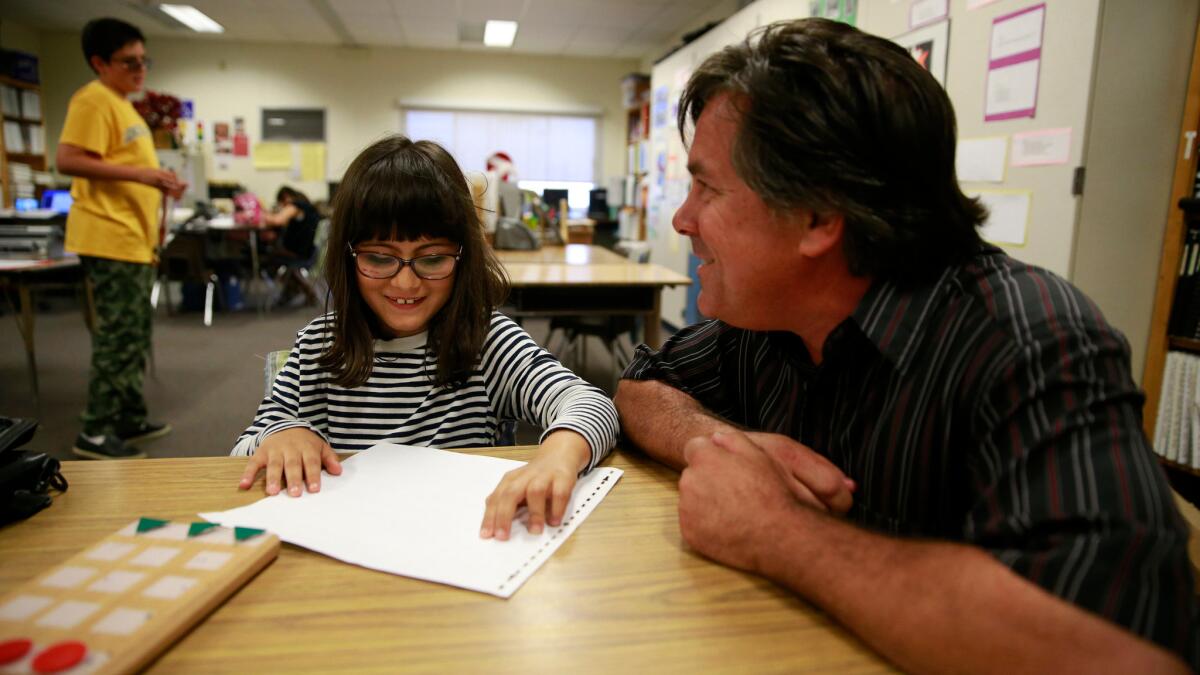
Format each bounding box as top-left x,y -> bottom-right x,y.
956,136 -> 1009,183
909,0 -> 948,28
989,6 -> 1044,61
969,190 -> 1032,245
1010,127 -> 1072,166
201,444 -> 622,598
985,60 -> 1040,119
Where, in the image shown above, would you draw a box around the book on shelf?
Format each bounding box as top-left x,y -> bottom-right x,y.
3,119 -> 24,152
0,85 -> 19,117
19,89 -> 40,119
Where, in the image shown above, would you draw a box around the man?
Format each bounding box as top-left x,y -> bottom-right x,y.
57,18 -> 185,460
615,18 -> 1198,673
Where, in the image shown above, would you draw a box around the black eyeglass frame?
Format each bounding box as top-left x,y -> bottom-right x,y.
110,56 -> 153,71
347,244 -> 463,280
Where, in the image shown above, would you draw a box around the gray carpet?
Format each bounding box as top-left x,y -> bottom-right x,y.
0,294 -> 631,462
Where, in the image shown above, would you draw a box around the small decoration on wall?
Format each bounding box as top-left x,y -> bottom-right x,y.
893,19 -> 950,87
233,117 -> 249,157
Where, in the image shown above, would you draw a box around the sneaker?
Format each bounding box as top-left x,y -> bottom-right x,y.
72,433 -> 146,460
116,421 -> 172,446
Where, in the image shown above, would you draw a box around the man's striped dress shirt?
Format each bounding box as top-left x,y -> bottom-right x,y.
624,248 -> 1198,663
233,312 -> 618,472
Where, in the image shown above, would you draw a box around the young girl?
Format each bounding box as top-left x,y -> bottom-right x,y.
232,135 -> 619,541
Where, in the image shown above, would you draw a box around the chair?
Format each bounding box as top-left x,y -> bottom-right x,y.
152,231 -> 224,327
268,218 -> 329,308
546,240 -> 650,389
262,349 -> 517,446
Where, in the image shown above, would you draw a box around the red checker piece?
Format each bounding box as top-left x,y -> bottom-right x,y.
32,640 -> 87,673
0,637 -> 33,664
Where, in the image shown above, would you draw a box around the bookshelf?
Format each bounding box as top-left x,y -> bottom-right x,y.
1142,19 -> 1200,485
0,72 -> 47,208
620,73 -> 649,241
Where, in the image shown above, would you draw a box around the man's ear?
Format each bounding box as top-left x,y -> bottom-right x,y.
88,55 -> 106,74
797,210 -> 844,258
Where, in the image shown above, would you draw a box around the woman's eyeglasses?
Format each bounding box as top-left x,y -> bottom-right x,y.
111,56 -> 152,72
348,245 -> 462,280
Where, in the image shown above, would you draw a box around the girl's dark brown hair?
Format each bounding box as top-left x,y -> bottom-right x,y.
318,135 -> 509,388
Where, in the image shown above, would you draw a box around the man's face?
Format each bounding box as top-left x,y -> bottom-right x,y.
673,92 -> 810,329
94,40 -> 147,96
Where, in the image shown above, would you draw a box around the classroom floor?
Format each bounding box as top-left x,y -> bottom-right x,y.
0,294 -> 633,462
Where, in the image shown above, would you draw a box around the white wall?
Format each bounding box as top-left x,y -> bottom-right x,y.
36,32 -> 639,204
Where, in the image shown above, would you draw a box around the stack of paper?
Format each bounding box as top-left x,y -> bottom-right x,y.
3,121 -> 24,153
201,443 -> 622,598
19,89 -> 40,120
1154,351 -> 1200,469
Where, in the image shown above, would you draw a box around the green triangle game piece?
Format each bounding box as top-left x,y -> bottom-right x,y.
188,522 -> 220,538
136,517 -> 169,533
234,527 -> 265,542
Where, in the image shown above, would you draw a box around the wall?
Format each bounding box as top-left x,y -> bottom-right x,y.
0,19 -> 41,56
35,31 -> 639,203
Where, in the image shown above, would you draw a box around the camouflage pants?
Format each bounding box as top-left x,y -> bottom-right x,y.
80,256 -> 154,436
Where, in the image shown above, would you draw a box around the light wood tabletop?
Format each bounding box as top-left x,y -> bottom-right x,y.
0,447 -> 892,673
494,243 -> 629,265
493,245 -> 691,348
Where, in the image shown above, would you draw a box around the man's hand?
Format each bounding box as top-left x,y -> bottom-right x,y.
679,431 -> 812,572
741,432 -> 855,514
238,427 -> 342,496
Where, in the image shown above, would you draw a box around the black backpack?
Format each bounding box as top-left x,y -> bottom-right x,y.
0,418 -> 67,526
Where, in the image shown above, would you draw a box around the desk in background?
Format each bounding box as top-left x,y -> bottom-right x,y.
0,255 -> 90,406
495,245 -> 690,348
0,447 -> 890,672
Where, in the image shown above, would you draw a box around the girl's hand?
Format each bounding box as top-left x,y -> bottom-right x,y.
238,427 -> 342,496
480,430 -> 591,540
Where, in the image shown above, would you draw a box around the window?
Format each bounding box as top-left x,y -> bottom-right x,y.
261,108 -> 325,141
403,108 -> 598,205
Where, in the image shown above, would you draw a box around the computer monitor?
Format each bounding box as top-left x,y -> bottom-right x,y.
40,189 -> 73,214
542,189 -> 569,211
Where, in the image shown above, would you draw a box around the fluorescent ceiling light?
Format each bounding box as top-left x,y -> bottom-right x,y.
159,4 -> 225,33
483,20 -> 518,47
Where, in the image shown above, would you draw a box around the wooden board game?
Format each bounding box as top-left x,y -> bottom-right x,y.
0,518 -> 278,674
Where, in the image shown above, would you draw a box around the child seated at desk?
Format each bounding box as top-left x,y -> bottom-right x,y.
231,135 -> 619,540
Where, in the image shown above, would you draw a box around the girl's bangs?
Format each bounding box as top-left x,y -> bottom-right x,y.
343,157 -> 472,245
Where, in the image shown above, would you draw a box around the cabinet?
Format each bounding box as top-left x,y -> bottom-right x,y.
0,72 -> 46,208
1141,19 -> 1200,479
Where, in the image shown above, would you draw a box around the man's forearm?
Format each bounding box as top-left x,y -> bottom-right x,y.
761,509 -> 1189,674
613,379 -> 738,470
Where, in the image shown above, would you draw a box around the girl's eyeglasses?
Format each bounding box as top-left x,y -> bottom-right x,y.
348,244 -> 462,280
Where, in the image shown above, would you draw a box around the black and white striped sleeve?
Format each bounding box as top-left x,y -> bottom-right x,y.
482,313 -> 619,472
230,318 -> 332,456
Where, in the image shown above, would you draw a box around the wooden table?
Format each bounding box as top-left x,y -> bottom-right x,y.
495,245 -> 691,348
0,255 -> 90,407
0,447 -> 891,673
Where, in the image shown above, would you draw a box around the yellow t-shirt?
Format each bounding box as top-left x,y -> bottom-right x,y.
60,80 -> 162,263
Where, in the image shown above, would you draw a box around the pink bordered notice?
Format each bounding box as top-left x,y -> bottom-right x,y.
1010,127 -> 1072,167
984,3 -> 1046,122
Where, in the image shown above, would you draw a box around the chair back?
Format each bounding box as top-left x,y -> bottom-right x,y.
264,349 -> 289,396
160,232 -> 210,282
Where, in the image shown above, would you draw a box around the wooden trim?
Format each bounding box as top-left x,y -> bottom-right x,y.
1163,456 -> 1200,477
1143,18 -> 1200,441
1168,336 -> 1200,353
0,75 -> 40,90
